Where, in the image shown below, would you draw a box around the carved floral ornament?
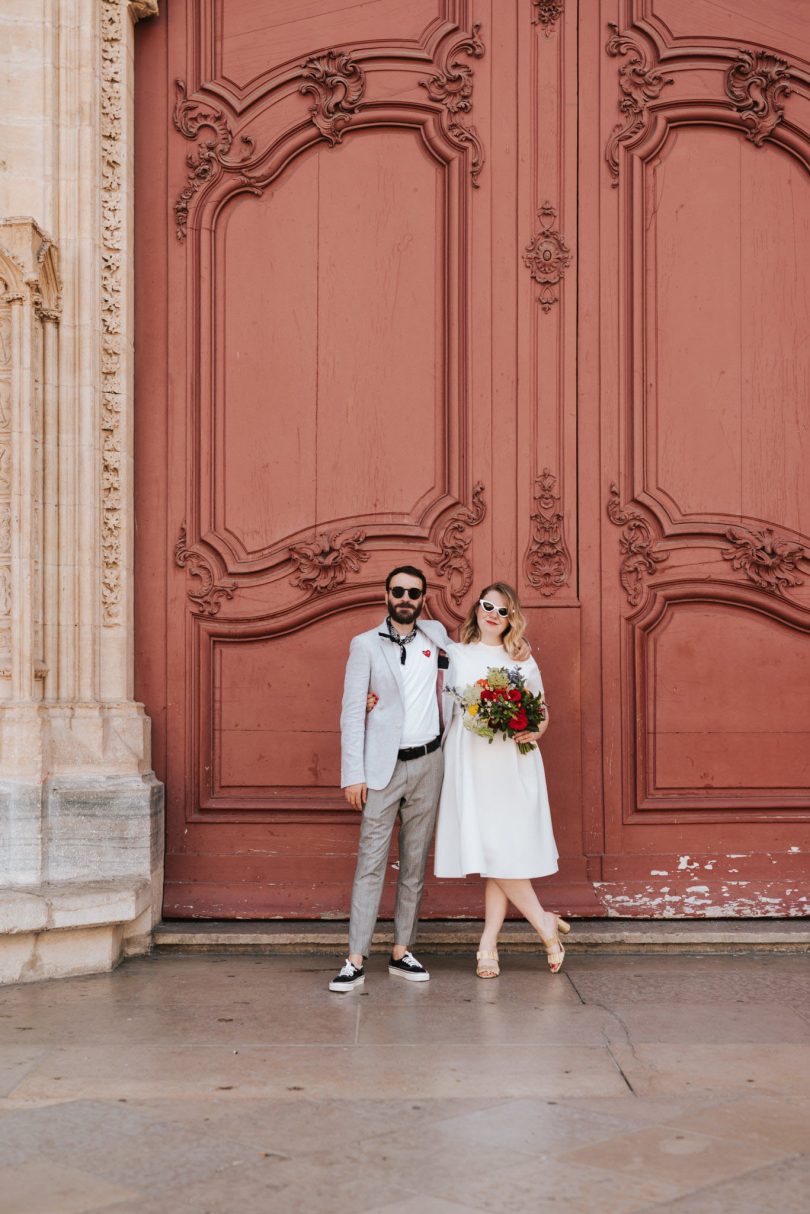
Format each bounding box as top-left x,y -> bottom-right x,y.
175,526 -> 236,617
725,49 -> 792,147
523,469 -> 571,597
289,529 -> 369,595
172,81 -> 256,240
419,25 -> 486,187
100,0 -> 127,623
175,499 -> 490,608
300,51 -> 366,146
605,25 -> 673,186
722,527 -> 810,598
523,202 -> 571,312
173,27 -> 487,238
606,486 -> 669,607
604,30 -> 795,185
427,482 -> 487,605
172,47 -> 368,239
532,2 -> 564,36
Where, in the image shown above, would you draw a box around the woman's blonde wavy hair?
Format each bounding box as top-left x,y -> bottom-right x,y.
459,582 -> 531,660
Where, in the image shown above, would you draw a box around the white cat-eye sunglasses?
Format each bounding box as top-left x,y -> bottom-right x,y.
479,599 -> 509,618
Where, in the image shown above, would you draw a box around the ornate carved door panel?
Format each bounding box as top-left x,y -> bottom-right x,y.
136,1 -> 810,920
136,1 -> 590,917
578,0 -> 810,914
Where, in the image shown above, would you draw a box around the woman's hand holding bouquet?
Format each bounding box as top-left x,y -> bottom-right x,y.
448,666 -> 548,754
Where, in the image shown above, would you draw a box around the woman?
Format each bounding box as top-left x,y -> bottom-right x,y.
434,583 -> 568,977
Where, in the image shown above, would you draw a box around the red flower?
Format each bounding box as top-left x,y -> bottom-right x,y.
506,689 -> 522,702
480,689 -> 496,701
508,710 -> 528,731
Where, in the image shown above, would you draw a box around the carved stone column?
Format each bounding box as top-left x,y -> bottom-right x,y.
0,220 -> 59,878
0,1 -> 162,982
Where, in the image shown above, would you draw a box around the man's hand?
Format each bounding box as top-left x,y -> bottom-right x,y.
344,783 -> 368,811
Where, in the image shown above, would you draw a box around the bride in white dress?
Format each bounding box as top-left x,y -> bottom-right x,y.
434,583 -> 569,976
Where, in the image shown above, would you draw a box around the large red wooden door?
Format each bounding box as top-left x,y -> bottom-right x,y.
135,1 -> 810,920
578,2 -> 810,915
136,0 -> 585,918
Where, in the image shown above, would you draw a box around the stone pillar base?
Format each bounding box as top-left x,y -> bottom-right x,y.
0,876 -> 156,985
44,774 -> 163,884
0,774 -> 163,984
1,773 -> 163,884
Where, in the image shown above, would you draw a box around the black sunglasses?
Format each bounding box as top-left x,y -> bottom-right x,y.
389,586 -> 424,601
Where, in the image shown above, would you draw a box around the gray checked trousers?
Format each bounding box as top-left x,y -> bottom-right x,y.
348,748 -> 443,958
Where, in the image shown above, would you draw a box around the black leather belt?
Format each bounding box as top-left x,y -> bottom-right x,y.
397,735 -> 441,762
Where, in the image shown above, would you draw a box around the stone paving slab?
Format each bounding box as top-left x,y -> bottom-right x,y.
0,951 -> 808,1213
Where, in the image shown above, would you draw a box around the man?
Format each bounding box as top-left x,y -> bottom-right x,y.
329,566 -> 451,992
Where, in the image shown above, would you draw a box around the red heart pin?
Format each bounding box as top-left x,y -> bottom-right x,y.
423,650 -> 431,657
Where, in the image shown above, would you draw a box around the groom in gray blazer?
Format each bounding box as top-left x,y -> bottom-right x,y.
329,565 -> 451,992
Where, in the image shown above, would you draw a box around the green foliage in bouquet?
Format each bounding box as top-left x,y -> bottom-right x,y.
448,665 -> 547,754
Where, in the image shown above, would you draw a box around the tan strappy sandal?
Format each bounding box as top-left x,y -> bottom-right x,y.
540,916 -> 570,974
476,949 -> 500,979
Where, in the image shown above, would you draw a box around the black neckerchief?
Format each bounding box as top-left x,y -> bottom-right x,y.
378,617 -> 419,665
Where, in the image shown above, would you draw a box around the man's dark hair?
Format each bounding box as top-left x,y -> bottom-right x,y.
385,565 -> 427,595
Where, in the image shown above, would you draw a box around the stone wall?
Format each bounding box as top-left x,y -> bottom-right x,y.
0,0 -> 163,983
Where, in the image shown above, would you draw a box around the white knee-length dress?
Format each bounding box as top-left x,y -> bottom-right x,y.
434,641 -> 559,879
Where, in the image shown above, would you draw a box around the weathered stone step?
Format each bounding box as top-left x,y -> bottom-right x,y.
153,917 -> 810,954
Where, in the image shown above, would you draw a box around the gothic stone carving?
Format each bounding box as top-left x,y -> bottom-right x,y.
0,221 -> 59,684
175,526 -> 237,616
428,482 -> 487,604
532,2 -> 563,36
523,469 -> 571,597
605,25 -> 673,186
725,49 -> 792,147
523,202 -> 572,312
0,301 -> 10,664
288,529 -> 369,595
128,1 -> 159,20
100,0 -> 126,623
606,485 -> 669,607
299,51 -> 366,146
173,81 -> 256,240
420,25 -> 486,187
722,527 -> 810,597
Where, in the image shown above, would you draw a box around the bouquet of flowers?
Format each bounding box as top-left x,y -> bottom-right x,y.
448,666 -> 547,754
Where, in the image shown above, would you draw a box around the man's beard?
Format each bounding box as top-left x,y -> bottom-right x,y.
387,597 -> 422,625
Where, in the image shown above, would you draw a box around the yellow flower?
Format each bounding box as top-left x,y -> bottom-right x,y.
467,704 -> 479,716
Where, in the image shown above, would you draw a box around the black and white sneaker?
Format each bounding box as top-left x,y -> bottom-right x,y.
328,959 -> 365,993
388,951 -> 430,982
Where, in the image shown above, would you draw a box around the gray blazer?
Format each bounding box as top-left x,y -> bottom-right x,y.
340,617 -> 452,791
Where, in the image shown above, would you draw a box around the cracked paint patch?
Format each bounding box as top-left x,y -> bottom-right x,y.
592,880 -> 806,917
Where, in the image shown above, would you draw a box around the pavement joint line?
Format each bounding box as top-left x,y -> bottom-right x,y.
603,1040 -> 636,1096
565,971 -> 586,1004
